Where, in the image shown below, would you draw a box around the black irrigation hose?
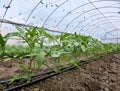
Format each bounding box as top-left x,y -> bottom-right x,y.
0,69 -> 54,84
3,65 -> 75,91
0,55 -> 100,84
2,55 -> 102,91
0,55 -> 54,84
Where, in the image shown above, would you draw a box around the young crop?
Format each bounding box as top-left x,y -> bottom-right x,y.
0,34 -> 5,57
4,45 -> 29,58
103,43 -> 120,53
2,26 -> 119,83
0,32 -> 19,58
11,26 -> 46,78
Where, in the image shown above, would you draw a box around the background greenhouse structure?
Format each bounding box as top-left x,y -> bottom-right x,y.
0,0 -> 120,44
0,0 -> 120,91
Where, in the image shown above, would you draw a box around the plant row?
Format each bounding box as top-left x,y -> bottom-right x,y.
0,26 -> 120,82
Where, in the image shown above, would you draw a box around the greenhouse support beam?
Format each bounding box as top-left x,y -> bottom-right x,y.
101,38 -> 120,40
0,0 -> 13,33
0,19 -> 66,34
73,11 -> 118,31
25,0 -> 44,24
87,0 -> 117,29
63,6 -> 120,32
90,20 -> 120,35
54,0 -> 120,29
101,38 -> 120,43
79,16 -> 120,33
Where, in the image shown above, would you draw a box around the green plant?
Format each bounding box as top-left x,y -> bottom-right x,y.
4,45 -> 29,58
6,26 -> 46,81
7,26 -> 120,83
14,26 -> 46,75
0,34 -> 5,57
0,32 -> 18,58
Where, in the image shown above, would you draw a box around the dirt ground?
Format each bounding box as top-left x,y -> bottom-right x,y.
0,52 -> 120,91
19,52 -> 120,91
0,55 -> 88,80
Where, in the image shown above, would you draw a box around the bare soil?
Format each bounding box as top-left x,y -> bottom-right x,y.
19,52 -> 120,91
0,52 -> 120,91
0,60 -> 20,80
0,55 -> 88,80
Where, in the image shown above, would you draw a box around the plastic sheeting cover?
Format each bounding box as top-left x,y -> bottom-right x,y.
0,0 -> 120,39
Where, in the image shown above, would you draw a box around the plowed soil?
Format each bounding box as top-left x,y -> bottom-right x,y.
19,52 -> 120,91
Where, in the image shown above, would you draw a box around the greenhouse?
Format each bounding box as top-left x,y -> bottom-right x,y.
0,0 -> 120,91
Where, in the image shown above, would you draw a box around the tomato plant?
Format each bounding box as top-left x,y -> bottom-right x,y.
1,26 -> 120,83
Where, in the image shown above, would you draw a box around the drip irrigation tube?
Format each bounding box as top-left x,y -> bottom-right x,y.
2,56 -> 102,91
3,65 -> 75,91
0,69 -> 54,84
0,55 -> 100,84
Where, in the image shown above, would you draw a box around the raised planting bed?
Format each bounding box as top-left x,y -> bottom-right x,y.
0,54 -> 100,91
19,52 -> 120,91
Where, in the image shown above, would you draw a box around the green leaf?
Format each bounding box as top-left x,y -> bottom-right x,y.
10,74 -> 20,84
51,53 -> 60,58
36,50 -> 46,68
69,60 -> 79,67
60,33 -> 70,41
81,44 -> 86,52
21,74 -> 31,79
0,34 -> 5,56
20,64 -> 30,72
29,27 -> 37,36
0,34 -> 5,48
4,32 -> 20,41
16,26 -> 24,33
74,42 -> 79,46
51,50 -> 65,58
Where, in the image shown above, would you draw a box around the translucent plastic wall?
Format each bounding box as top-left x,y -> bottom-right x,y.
0,0 -> 120,44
